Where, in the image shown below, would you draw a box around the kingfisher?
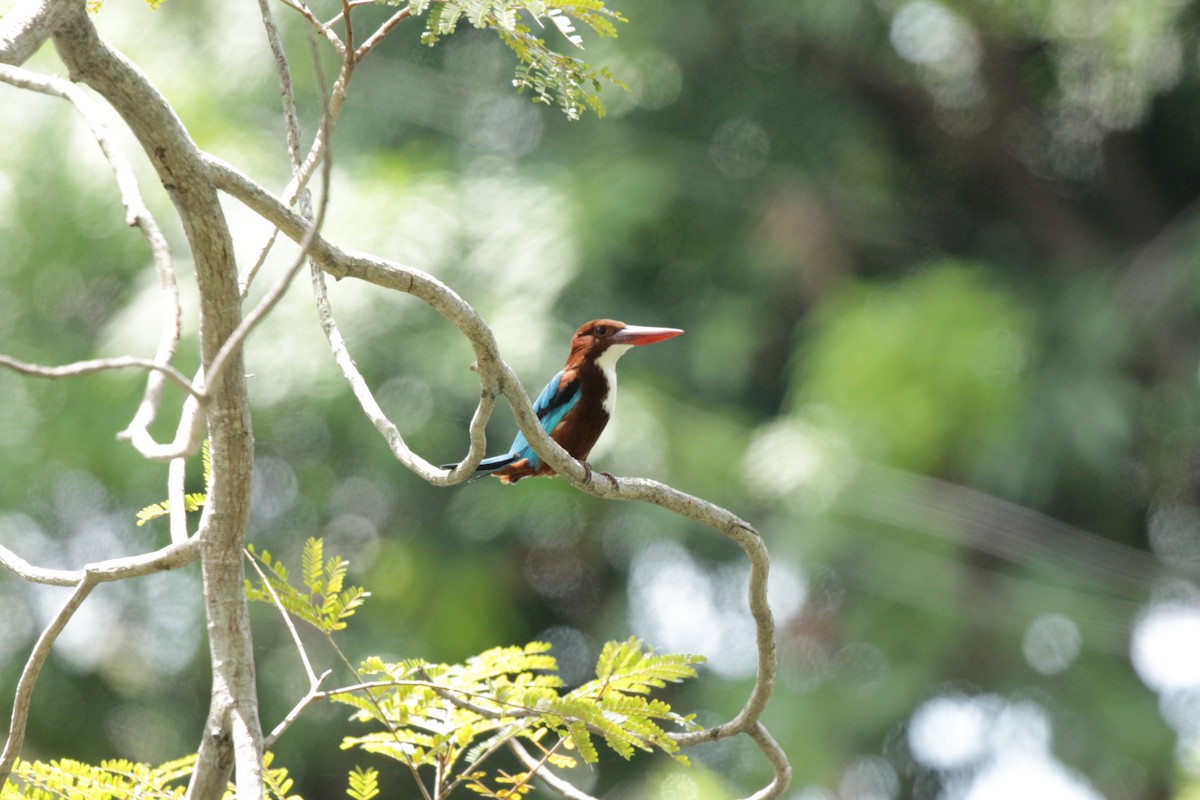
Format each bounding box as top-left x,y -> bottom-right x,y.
444,319 -> 683,484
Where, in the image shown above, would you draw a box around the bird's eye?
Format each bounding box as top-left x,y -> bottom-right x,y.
594,325 -> 608,336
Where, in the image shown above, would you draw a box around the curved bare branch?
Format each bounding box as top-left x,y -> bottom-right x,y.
0,535 -> 200,786
203,151 -> 785,797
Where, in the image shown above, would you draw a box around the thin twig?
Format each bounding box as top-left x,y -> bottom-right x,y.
0,64 -> 186,455
508,739 -> 599,800
0,579 -> 94,785
0,543 -> 83,587
0,535 -> 200,786
340,0 -> 354,59
119,391 -> 207,463
202,78 -> 787,800
203,182 -> 328,398
742,722 -> 792,800
0,353 -> 196,397
262,669 -> 332,749
245,549 -> 320,686
0,536 -> 199,587
276,0 -> 344,52
354,5 -> 411,61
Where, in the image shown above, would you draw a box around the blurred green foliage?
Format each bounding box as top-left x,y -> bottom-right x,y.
3,0 -> 1200,798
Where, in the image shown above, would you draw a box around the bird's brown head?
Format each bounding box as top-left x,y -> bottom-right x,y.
568,319 -> 684,362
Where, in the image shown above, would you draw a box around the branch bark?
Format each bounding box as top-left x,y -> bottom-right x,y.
48,3 -> 261,797
0,0 -> 790,797
203,154 -> 785,798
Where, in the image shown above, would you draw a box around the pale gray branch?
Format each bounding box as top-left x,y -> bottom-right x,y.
742,722 -> 792,800
50,3 -> 262,797
168,456 -> 189,543
0,63 -> 184,451
240,0 -> 311,297
507,739 -> 600,800
354,5 -> 411,60
0,0 -> 73,66
245,550 -> 320,686
262,670 -> 332,749
0,353 -> 195,396
0,580 -> 93,785
204,152 -> 785,796
0,536 -> 200,786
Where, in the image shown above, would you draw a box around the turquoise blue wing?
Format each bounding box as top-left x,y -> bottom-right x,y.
508,369 -> 580,467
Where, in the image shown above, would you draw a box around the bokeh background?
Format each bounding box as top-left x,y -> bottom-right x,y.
3,0 -> 1200,797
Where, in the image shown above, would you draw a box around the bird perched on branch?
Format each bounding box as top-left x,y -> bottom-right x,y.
444,319 -> 683,484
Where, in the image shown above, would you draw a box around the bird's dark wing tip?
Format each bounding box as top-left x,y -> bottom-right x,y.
441,454 -> 519,473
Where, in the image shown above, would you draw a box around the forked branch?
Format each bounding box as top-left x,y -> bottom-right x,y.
204,155 -> 787,799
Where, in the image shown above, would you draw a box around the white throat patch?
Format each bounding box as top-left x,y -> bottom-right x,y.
594,344 -> 632,415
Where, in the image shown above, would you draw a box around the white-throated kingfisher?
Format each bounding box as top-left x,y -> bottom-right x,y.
445,319 -> 683,484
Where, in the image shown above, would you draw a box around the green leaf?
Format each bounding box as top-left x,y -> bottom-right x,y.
134,439 -> 211,526
335,637 -> 702,793
407,0 -> 628,119
346,766 -> 381,800
245,537 -> 370,635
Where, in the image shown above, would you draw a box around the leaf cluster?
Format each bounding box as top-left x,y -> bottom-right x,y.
335,638 -> 703,797
2,752 -> 310,800
406,0 -> 628,119
2,757 -> 192,799
245,537 -> 370,633
135,440 -> 211,527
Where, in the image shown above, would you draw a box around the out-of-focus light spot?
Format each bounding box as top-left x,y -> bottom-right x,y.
889,1 -> 980,76
331,475 -> 396,528
0,512 -> 62,570
1022,613 -> 1081,675
536,625 -> 595,686
251,456 -> 299,524
1148,503 -> 1200,570
768,559 -> 807,622
1157,687 -> 1200,737
660,772 -> 699,800
840,755 -> 899,800
741,417 -> 856,515
1132,603 -> 1200,692
909,695 -> 991,770
630,49 -> 684,110
378,375 -> 434,433
524,544 -> 600,616
55,590 -> 120,673
459,94 -> 544,158
322,513 -> 381,565
991,701 -> 1052,755
792,789 -> 836,800
628,540 -> 766,678
961,754 -> 1102,800
710,118 -> 769,180
0,584 -> 34,670
913,695 -> 1100,800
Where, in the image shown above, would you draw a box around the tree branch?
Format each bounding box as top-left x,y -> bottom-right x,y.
0,0 -> 74,66
507,739 -> 599,800
0,535 -> 200,786
203,152 -> 784,796
742,722 -> 792,800
0,61 -> 186,455
0,353 -> 196,396
0,580 -> 94,784
50,4 -> 262,797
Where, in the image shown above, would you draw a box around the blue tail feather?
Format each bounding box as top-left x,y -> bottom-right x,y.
441,453 -> 519,472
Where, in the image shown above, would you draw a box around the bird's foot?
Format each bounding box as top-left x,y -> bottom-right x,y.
581,461 -> 619,489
